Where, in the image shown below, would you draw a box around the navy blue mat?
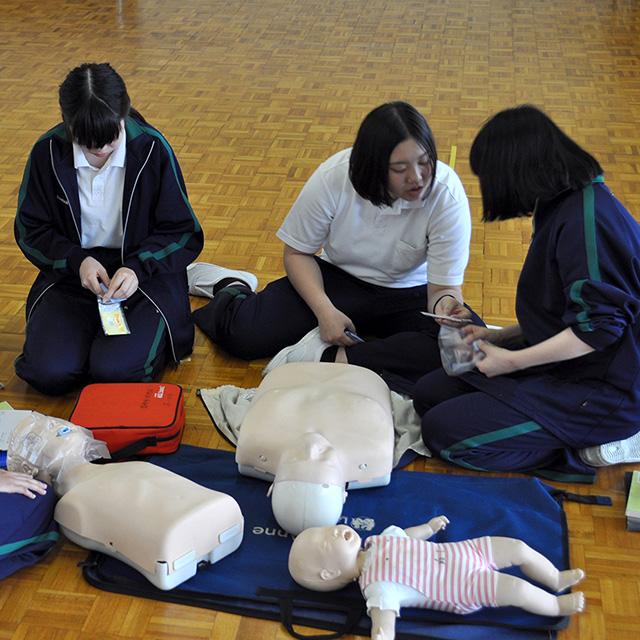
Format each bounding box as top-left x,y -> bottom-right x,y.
81,445 -> 577,639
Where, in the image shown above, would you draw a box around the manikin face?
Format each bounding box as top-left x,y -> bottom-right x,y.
299,525 -> 362,584
77,119 -> 125,169
387,137 -> 433,202
276,432 -> 344,486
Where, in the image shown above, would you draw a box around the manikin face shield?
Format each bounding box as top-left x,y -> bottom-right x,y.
7,411 -> 110,493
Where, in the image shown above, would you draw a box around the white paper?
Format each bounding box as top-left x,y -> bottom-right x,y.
0,410 -> 33,450
421,311 -> 472,323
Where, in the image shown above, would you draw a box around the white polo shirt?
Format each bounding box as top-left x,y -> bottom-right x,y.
276,148 -> 471,288
74,136 -> 127,249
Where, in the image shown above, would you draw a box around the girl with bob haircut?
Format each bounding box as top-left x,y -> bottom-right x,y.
15,62 -> 203,395
469,104 -> 603,222
349,101 -> 438,207
190,101 -> 478,387
414,104 -> 640,481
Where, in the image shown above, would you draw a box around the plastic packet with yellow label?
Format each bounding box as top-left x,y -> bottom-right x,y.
97,286 -> 130,336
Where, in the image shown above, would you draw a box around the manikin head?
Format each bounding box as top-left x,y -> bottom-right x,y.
271,432 -> 347,535
288,524 -> 363,592
7,412 -> 110,493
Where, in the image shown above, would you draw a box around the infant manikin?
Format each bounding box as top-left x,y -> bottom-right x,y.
289,517 -> 586,640
236,362 -> 395,535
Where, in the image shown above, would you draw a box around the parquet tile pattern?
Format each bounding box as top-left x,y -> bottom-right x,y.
1,0 -> 640,638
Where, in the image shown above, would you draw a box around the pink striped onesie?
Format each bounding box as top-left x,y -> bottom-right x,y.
358,526 -> 499,615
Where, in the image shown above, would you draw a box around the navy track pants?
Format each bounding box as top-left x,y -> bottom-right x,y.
15,286 -> 168,395
192,258 -> 435,361
413,368 -> 596,483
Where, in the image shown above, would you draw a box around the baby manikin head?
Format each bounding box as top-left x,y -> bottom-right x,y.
288,524 -> 362,592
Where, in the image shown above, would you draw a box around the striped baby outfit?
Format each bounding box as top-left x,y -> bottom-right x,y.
359,529 -> 499,615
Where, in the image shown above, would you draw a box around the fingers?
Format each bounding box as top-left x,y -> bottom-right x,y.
0,470 -> 48,499
79,257 -> 110,296
435,317 -> 472,328
318,313 -> 358,346
102,268 -> 138,302
429,515 -> 450,531
332,332 -> 357,347
438,298 -> 471,320
460,325 -> 489,341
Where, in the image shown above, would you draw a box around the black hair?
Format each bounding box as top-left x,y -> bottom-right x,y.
59,62 -> 141,149
469,104 -> 603,221
349,101 -> 437,207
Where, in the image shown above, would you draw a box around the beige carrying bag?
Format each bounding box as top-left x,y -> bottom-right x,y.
54,461 -> 244,590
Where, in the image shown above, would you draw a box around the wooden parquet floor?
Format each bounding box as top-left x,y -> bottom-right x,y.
1,0 -> 640,638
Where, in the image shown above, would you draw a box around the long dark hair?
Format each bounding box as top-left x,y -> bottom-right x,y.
349,101 -> 437,207
469,105 -> 603,221
59,62 -> 143,148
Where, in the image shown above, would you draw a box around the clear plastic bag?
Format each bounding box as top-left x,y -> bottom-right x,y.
7,411 -> 110,493
438,325 -> 486,376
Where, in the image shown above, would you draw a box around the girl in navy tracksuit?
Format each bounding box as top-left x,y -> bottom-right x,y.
14,63 -> 203,395
414,105 -> 640,482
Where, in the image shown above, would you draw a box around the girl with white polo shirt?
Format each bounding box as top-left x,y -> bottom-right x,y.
191,101 -> 478,386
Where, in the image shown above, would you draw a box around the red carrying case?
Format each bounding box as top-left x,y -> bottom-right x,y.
69,383 -> 185,458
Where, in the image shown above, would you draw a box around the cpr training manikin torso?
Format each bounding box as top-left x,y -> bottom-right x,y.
235,362 -> 395,534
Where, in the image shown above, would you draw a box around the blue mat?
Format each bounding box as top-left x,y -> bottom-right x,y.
81,445 -> 579,639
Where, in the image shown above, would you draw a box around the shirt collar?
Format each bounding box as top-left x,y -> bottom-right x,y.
110,134 -> 127,168
73,134 -> 127,170
388,196 -> 424,214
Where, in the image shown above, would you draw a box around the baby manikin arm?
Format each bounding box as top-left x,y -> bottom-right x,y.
404,516 -> 450,540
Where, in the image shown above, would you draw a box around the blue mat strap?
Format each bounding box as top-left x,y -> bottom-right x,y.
551,489 -> 613,506
257,587 -> 366,640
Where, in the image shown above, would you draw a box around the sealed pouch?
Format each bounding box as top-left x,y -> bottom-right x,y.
69,383 -> 185,458
97,284 -> 130,336
438,325 -> 486,376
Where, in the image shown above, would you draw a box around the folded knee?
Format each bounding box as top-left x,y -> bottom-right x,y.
16,359 -> 83,395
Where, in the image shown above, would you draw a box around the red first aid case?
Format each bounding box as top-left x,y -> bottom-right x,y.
69,383 -> 185,457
